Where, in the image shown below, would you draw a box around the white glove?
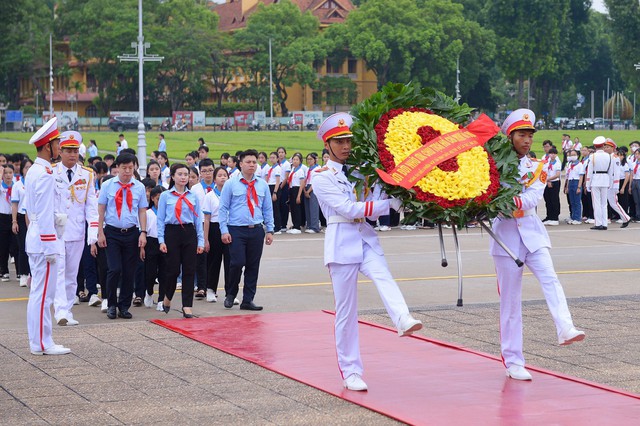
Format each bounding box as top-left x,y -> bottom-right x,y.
87,227 -> 99,245
389,197 -> 403,211
45,254 -> 57,264
54,213 -> 68,239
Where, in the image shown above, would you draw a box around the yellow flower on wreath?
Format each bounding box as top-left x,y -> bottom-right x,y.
384,111 -> 492,201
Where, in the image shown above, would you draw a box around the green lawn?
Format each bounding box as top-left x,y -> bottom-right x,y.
1,128 -> 639,162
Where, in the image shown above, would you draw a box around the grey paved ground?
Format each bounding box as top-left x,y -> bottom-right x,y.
1,222 -> 640,425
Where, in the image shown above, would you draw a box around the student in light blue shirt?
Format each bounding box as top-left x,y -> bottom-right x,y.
218,149 -> 274,311
97,153 -> 147,320
158,134 -> 166,152
157,163 -> 204,318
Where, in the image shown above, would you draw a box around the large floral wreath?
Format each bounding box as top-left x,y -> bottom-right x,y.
349,83 -> 521,227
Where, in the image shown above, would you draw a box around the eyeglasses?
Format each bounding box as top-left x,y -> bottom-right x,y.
200,169 -> 214,174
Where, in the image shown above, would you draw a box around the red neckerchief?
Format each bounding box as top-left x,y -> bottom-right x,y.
115,182 -> 133,218
171,190 -> 197,225
240,178 -> 259,217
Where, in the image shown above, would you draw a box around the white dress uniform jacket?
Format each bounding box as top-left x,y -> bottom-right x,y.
53,163 -> 99,244
25,158 -> 61,256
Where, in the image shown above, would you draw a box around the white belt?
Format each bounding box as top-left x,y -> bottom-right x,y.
513,209 -> 535,218
327,215 -> 365,224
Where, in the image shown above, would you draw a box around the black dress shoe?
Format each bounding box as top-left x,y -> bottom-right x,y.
163,304 -> 171,314
621,220 -> 630,228
118,310 -> 132,319
223,297 -> 234,309
183,312 -> 194,318
107,306 -> 117,319
240,301 -> 263,311
590,225 -> 603,230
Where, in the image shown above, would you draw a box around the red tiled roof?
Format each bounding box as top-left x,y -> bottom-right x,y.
213,0 -> 353,32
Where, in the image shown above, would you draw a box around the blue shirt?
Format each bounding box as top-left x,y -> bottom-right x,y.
88,144 -> 98,158
158,139 -> 166,152
156,188 -> 204,246
218,174 -> 274,234
98,177 -> 148,228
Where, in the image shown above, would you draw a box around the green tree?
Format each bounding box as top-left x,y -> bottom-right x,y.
235,0 -> 326,116
604,0 -> 640,92
210,33 -> 244,113
152,0 -> 219,112
315,76 -> 358,112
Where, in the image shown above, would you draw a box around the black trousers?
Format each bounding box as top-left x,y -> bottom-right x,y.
76,237 -> 98,296
278,184 -> 289,230
581,183 -> 594,219
543,181 -> 561,221
206,222 -> 229,294
104,226 -> 139,311
144,236 -> 166,300
269,185 -> 282,231
0,213 -> 17,276
226,225 -> 264,303
164,224 -> 197,308
195,252 -> 207,291
16,213 -> 30,276
96,246 -> 108,298
289,185 -> 303,229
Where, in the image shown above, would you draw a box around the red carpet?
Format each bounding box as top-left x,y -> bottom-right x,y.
152,311 -> 640,425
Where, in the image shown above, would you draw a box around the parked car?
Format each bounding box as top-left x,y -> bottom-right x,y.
577,119 -> 595,130
108,116 -> 152,132
564,119 -> 577,130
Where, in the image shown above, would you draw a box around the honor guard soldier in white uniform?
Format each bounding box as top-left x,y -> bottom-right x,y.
603,138 -> 631,228
313,113 -> 422,392
491,109 -> 584,381
53,131 -> 99,326
25,117 -> 70,355
585,136 -> 614,230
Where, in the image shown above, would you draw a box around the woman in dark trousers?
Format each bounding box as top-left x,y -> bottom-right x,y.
203,167 -> 230,303
157,164 -> 204,318
286,153 -> 306,234
276,146 -> 291,231
11,159 -> 33,286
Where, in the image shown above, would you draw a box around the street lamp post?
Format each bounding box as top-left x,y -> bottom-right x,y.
118,0 -> 163,178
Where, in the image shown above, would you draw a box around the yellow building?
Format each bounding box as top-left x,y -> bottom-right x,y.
212,0 -> 378,113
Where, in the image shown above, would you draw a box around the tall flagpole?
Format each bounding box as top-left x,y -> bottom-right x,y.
269,38 -> 273,119
49,33 -> 53,116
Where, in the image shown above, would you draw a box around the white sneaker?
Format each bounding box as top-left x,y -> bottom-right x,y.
176,282 -> 182,290
144,293 -> 154,308
101,299 -> 108,313
304,229 -> 317,234
586,218 -> 595,224
569,220 -> 582,225
378,225 -> 391,232
274,231 -> 282,235
398,314 -> 423,336
10,257 -> 15,264
506,365 -> 532,381
74,296 -> 80,305
1,273 -> 9,282
19,275 -> 28,287
286,228 -> 302,234
66,317 -> 79,326
156,301 -> 164,312
616,219 -> 624,224
88,294 -> 102,307
343,373 -> 368,391
31,345 -> 71,356
544,220 -> 559,226
558,327 -> 586,346
233,298 -> 240,305
206,289 -> 217,303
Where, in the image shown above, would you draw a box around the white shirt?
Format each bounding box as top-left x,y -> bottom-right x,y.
0,182 -> 12,214
229,169 -> 241,179
11,179 -> 27,214
256,163 -> 269,180
565,161 -> 584,180
265,164 -> 281,185
546,159 -> 561,182
202,189 -> 222,222
146,208 -> 158,238
189,182 -> 206,223
288,164 -> 308,188
120,139 -> 128,149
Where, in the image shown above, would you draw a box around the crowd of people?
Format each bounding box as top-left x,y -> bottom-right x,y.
535,134 -> 640,229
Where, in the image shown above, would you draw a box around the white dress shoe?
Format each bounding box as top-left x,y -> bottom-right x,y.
398,314 -> 423,337
88,294 -> 102,307
558,327 -> 586,346
506,365 -> 532,381
19,275 -> 28,287
31,345 -> 71,356
100,299 -> 108,313
143,293 -> 154,308
206,289 -> 217,303
343,373 -> 368,391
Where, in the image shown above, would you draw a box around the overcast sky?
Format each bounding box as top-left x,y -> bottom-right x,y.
592,0 -> 607,14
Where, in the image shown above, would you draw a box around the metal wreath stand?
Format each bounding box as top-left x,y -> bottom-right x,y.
436,217 -> 524,307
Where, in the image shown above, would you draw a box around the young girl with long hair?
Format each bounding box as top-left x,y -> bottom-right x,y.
265,152 -> 282,233
11,159 -> 33,286
303,152 -> 320,233
277,146 -> 291,232
144,185 -> 167,310
286,152 -> 307,234
0,164 -> 17,281
157,164 -> 204,318
203,166 -> 231,303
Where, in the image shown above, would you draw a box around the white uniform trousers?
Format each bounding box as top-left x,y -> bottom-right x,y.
54,240 -> 85,321
591,187 -> 609,227
607,188 -> 630,222
494,247 -> 574,369
26,254 -> 59,352
328,242 -> 410,378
